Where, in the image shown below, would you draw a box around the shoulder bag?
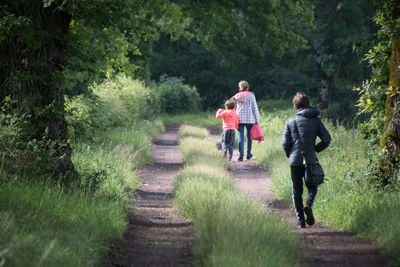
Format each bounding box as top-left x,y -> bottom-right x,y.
293,118 -> 324,186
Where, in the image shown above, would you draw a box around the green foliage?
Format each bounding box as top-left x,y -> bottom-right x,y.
154,75 -> 200,114
254,106 -> 400,266
150,34 -> 318,109
180,0 -> 313,57
175,126 -> 305,267
66,75 -> 163,198
64,0 -> 174,90
355,0 -> 400,188
0,99 -> 62,180
65,74 -> 198,143
307,0 -> 375,80
65,75 -> 160,140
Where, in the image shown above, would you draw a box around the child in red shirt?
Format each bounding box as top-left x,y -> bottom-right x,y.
216,100 -> 239,160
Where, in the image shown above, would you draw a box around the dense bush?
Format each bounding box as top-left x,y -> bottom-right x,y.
65,75 -> 164,197
154,75 -> 200,114
66,75 -> 200,141
65,75 -> 160,140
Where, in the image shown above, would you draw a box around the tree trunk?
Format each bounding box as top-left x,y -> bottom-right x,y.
315,62 -> 331,109
318,79 -> 330,109
0,1 -> 75,179
380,39 -> 400,181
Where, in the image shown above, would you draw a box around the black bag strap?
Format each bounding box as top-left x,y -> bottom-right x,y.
293,118 -> 308,165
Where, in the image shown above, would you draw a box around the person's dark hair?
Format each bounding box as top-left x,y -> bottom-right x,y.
292,92 -> 310,109
225,100 -> 235,110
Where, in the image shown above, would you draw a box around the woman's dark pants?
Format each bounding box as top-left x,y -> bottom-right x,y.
291,165 -> 318,222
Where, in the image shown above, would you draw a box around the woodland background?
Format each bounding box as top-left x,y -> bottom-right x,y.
0,0 -> 399,266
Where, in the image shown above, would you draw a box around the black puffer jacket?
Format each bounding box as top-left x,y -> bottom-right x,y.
281,107 -> 331,166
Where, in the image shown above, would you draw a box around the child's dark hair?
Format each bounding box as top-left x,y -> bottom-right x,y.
292,92 -> 310,109
225,100 -> 235,110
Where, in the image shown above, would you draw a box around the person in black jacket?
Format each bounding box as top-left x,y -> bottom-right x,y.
281,92 -> 331,228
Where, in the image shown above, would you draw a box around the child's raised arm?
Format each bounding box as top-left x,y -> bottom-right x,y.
216,108 -> 224,119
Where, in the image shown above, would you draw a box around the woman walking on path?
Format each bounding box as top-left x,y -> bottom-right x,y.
281,92 -> 331,228
230,80 -> 260,161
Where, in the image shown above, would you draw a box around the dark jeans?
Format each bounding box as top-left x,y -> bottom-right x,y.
238,123 -> 253,158
221,129 -> 235,160
291,165 -> 318,221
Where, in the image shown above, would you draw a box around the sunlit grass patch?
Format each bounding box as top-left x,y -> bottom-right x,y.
0,180 -> 127,267
192,198 -> 303,267
179,136 -> 227,168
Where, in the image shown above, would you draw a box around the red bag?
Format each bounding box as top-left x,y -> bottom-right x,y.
250,124 -> 264,143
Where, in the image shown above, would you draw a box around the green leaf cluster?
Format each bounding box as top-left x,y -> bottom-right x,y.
355,0 -> 400,188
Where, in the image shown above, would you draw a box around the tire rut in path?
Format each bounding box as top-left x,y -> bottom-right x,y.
102,125 -> 193,267
209,125 -> 386,267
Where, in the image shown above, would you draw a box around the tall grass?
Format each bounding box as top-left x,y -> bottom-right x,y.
175,125 -> 305,267
253,105 -> 400,266
0,120 -> 162,267
72,121 -> 163,201
0,180 -> 126,267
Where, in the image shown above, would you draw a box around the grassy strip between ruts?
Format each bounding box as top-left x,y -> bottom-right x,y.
174,125 -> 305,267
0,120 -> 163,267
252,103 -> 400,266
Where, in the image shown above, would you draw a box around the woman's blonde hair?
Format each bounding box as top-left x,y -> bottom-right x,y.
238,80 -> 249,91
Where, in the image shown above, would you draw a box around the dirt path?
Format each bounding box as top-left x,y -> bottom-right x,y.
101,124 -> 385,267
209,125 -> 386,267
102,125 -> 193,267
